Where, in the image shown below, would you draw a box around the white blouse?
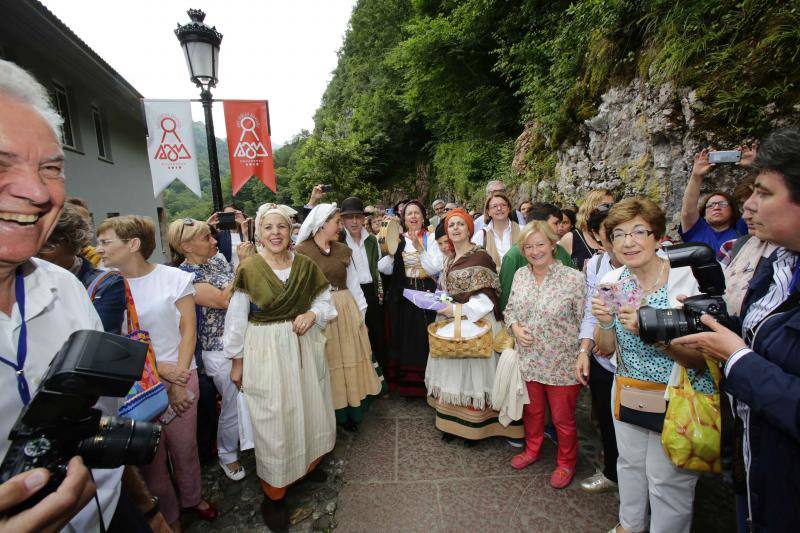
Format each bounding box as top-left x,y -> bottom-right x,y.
377,232 -> 443,277
471,220 -> 514,264
223,262 -> 337,359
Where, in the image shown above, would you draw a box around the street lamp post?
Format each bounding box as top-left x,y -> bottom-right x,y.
175,9 -> 224,212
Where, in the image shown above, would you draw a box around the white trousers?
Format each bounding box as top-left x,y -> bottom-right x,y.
611,379 -> 699,533
203,350 -> 240,464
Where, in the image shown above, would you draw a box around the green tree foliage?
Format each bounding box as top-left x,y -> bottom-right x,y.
164,0 -> 799,217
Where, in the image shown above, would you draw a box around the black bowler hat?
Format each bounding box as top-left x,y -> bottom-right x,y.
340,197 -> 365,216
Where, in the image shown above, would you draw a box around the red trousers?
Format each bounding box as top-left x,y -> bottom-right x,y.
522,381 -> 581,469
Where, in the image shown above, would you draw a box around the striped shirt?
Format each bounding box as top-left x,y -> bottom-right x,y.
724,247 -> 798,478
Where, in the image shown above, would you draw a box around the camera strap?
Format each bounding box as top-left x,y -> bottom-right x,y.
0,268 -> 31,405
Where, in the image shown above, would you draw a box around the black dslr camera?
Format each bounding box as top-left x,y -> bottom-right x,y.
638,243 -> 732,344
0,330 -> 161,514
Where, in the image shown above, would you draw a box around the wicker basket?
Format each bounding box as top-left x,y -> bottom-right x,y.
428,304 -> 493,359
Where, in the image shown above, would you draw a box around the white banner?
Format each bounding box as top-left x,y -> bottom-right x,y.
143,100 -> 202,198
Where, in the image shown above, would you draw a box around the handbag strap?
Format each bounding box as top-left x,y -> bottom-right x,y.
87,270 -> 118,300
123,278 -> 141,334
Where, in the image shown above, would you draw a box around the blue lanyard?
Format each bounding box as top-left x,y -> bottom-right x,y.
0,269 -> 30,405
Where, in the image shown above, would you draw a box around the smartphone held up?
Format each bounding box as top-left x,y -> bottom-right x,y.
707,150 -> 742,164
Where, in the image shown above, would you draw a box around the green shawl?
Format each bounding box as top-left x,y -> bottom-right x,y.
233,253 -> 329,323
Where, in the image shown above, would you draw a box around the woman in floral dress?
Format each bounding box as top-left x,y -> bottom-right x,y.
504,220 -> 586,488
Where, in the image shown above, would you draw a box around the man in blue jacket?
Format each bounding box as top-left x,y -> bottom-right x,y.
674,126 -> 800,533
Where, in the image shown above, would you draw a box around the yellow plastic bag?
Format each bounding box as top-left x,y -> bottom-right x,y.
661,360 -> 722,473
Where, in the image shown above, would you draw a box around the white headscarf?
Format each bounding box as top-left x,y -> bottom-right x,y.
297,203 -> 338,244
254,203 -> 297,243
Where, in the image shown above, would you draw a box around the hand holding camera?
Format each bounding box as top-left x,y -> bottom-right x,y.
0,331 -> 161,517
0,457 -> 95,533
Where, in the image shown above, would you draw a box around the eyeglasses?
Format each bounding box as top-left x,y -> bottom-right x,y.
610,228 -> 655,244
97,238 -> 130,247
705,200 -> 730,210
488,203 -> 508,211
178,218 -> 195,243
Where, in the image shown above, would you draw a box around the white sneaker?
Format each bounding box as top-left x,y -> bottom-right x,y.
506,438 -> 524,448
580,471 -> 617,493
219,459 -> 246,481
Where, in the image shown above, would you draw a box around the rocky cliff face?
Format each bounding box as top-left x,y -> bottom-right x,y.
512,79 -> 792,233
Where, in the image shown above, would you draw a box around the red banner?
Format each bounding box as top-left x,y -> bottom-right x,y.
223,100 -> 276,194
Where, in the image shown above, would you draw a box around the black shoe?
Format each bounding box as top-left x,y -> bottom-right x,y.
463,438 -> 477,448
261,498 -> 289,532
305,467 -> 328,483
341,420 -> 358,432
441,432 -> 455,442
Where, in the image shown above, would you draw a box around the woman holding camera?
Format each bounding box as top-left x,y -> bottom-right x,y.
295,204 -> 384,430
223,203 -> 337,530
378,200 -> 443,397
167,218 -> 255,482
95,215 -> 216,531
591,198 -> 714,533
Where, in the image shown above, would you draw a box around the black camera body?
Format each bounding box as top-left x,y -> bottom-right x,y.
638,243 -> 733,344
0,330 -> 162,515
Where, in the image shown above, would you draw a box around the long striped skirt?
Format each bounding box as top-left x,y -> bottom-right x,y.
242,320 -> 336,488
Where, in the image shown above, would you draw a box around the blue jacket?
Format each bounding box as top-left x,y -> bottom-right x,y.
77,259 -> 126,334
723,253 -> 800,533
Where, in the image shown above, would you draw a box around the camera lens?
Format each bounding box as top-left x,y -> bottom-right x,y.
77,416 -> 161,468
638,306 -> 691,344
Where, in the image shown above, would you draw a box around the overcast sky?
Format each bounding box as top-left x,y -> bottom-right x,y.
39,0 -> 356,145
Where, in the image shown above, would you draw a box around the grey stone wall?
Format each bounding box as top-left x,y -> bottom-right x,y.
513,79 -> 792,234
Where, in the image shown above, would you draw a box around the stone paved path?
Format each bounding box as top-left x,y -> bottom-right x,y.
185,389 -> 734,532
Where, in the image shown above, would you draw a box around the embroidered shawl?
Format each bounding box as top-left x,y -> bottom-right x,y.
233,253 -> 329,323
442,246 -> 502,319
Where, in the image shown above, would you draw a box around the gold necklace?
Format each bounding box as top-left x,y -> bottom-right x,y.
639,258 -> 667,295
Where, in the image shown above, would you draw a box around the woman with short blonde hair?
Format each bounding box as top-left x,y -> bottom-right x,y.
559,189 -> 614,270
504,219 -> 586,488
96,215 -> 216,529
168,217 -> 254,482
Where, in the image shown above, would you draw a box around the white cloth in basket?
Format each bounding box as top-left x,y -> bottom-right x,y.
434,319 -> 488,338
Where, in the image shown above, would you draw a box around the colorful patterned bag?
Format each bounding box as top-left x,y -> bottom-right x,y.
661,360 -> 722,473
117,279 -> 169,421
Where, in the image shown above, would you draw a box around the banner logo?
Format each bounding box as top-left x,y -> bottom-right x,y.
223,100 -> 276,194
233,114 -> 270,160
154,116 -> 192,163
143,100 -> 201,198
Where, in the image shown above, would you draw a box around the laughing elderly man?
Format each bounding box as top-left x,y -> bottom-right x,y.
0,60 -> 161,532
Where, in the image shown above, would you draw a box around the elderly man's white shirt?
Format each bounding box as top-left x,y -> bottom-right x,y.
345,227 -> 377,285
0,258 -> 121,532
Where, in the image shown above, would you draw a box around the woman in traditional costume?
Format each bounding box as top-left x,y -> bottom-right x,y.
425,209 -> 524,441
378,200 -> 443,397
223,203 -> 337,531
471,191 -> 520,270
295,204 -> 384,430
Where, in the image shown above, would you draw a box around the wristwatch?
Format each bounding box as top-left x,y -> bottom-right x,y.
578,348 -> 589,355
143,496 -> 160,520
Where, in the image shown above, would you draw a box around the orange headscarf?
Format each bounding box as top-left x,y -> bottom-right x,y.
443,208 -> 475,241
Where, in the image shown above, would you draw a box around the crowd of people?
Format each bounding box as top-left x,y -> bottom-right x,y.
1,57 -> 799,533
